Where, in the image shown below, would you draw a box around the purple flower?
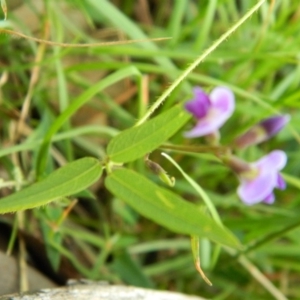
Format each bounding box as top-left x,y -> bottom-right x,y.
236,150 -> 287,205
235,115 -> 290,149
184,86 -> 235,138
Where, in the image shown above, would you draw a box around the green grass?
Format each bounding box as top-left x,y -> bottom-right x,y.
0,0 -> 299,299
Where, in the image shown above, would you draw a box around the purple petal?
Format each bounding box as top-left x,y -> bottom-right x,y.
234,115 -> 290,149
263,193 -> 275,204
184,87 -> 210,119
254,150 -> 287,171
184,86 -> 235,138
210,86 -> 235,117
237,171 -> 277,205
184,119 -> 218,138
260,115 -> 290,137
276,173 -> 286,190
184,107 -> 231,138
237,150 -> 287,205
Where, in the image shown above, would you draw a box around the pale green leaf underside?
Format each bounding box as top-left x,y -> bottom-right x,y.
0,157 -> 102,214
105,168 -> 241,249
107,105 -> 190,163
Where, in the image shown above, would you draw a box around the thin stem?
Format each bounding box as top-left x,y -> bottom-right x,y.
1,0 -> 7,20
244,219 -> 300,255
15,21 -> 49,141
161,152 -> 223,226
238,254 -> 288,300
160,143 -> 229,156
224,247 -> 288,300
0,28 -> 170,47
136,0 -> 267,126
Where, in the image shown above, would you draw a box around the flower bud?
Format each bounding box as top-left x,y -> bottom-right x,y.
145,155 -> 175,187
235,115 -> 290,149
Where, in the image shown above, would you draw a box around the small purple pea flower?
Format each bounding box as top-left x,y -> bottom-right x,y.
184,86 -> 235,138
225,150 -> 287,205
235,115 -> 290,149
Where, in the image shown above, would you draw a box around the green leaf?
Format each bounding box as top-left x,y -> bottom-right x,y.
105,168 -> 241,249
161,152 -> 223,225
107,105 -> 190,163
39,207 -> 64,271
112,251 -> 154,288
36,66 -> 141,177
0,157 -> 102,214
191,235 -> 212,286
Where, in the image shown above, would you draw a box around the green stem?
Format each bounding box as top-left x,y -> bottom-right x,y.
161,152 -> 222,226
243,219 -> 300,255
194,0 -> 218,50
160,144 -> 229,156
136,0 -> 267,126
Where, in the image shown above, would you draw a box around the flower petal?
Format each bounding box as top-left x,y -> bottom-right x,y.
276,173 -> 286,190
255,150 -> 287,171
184,107 -> 230,137
210,86 -> 235,117
263,193 -> 275,204
260,114 -> 290,137
184,87 -> 210,119
184,119 -> 218,138
237,171 -> 277,205
234,115 -> 290,149
184,86 -> 235,138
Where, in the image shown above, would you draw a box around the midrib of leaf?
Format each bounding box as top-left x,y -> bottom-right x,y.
106,169 -> 240,248
108,107 -> 190,161
0,158 -> 102,213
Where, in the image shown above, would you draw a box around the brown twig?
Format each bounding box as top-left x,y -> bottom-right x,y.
15,21 -> 50,141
